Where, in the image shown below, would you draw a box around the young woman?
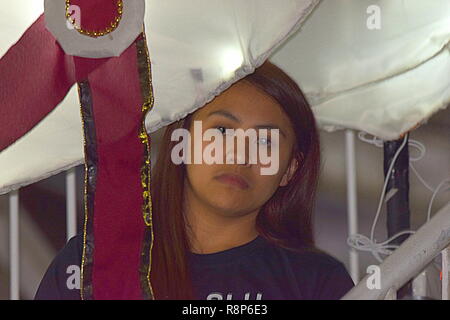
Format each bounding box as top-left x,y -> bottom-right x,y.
35,61 -> 354,300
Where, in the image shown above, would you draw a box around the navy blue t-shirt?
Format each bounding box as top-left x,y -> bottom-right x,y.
35,234 -> 354,300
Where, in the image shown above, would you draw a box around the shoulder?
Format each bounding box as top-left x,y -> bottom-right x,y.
290,248 -> 355,299
261,238 -> 346,271
34,234 -> 83,300
52,234 -> 84,267
288,247 -> 348,273
62,234 -> 84,256
261,239 -> 355,299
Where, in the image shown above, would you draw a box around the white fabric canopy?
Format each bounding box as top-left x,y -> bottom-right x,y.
1,0 -> 449,194
271,0 -> 450,140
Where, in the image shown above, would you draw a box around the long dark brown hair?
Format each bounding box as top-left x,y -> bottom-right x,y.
150,60 -> 321,299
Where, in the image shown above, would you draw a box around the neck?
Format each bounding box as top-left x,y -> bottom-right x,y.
184,185 -> 259,254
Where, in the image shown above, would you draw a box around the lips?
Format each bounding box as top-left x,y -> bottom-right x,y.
214,173 -> 250,190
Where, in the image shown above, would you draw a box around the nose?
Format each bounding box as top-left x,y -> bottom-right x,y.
225,135 -> 252,167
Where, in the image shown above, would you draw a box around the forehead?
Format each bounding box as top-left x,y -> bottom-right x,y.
193,80 -> 291,127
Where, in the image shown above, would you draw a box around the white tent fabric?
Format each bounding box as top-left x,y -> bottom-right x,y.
1,0 -> 449,194
270,0 -> 450,140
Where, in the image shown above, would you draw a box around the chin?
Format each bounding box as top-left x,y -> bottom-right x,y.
207,197 -> 249,216
216,207 -> 252,218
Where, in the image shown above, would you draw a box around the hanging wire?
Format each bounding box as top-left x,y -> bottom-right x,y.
347,131 -> 450,263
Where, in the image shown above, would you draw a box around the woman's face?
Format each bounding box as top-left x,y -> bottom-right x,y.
184,80 -> 298,218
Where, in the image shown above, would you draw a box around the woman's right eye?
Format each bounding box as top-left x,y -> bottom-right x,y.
215,126 -> 228,134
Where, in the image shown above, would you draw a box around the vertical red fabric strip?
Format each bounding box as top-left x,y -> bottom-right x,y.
86,42 -> 145,299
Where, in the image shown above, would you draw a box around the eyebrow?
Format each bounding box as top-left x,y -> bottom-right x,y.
207,110 -> 287,138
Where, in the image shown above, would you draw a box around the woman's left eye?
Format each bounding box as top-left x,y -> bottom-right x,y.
257,137 -> 271,146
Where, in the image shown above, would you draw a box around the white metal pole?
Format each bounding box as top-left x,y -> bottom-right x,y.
66,168 -> 77,242
345,129 -> 360,283
442,246 -> 450,300
9,190 -> 19,300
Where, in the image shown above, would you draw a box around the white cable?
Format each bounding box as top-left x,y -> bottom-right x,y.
408,139 -> 437,192
408,139 -> 426,162
348,133 -> 409,262
427,179 -> 450,222
357,131 -> 384,148
369,133 -> 409,242
347,230 -> 416,263
359,132 -> 448,193
347,131 -> 450,263
410,164 -> 435,192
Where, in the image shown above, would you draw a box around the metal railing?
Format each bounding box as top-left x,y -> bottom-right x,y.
342,201 -> 450,300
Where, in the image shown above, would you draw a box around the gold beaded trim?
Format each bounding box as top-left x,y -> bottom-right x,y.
77,81 -> 97,300
136,32 -> 156,300
78,83 -> 89,301
65,0 -> 123,38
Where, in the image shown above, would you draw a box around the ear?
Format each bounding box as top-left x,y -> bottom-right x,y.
279,154 -> 300,187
